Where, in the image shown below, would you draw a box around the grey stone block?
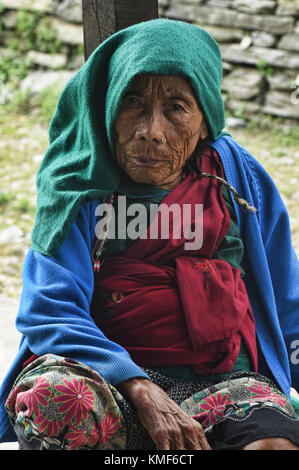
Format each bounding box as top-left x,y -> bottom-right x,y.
262,90 -> 299,118
220,44 -> 299,69
222,67 -> 265,99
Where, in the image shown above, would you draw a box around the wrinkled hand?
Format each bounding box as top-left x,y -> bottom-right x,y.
117,378 -> 211,450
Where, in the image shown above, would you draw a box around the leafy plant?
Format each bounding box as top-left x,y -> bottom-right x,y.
257,58 -> 274,78
0,51 -> 30,85
0,87 -> 33,116
16,197 -> 35,214
246,115 -> 299,148
35,16 -> 62,54
33,84 -> 61,122
15,9 -> 42,51
233,104 -> 246,119
9,9 -> 62,54
277,124 -> 299,147
0,8 -> 64,97
0,191 -> 15,207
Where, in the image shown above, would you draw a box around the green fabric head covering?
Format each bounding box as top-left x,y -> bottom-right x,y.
31,18 -> 228,257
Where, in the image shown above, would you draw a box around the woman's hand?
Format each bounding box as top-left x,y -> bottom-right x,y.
116,377 -> 211,450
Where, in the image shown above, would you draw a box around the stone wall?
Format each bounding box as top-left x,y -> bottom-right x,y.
0,0 -> 84,99
160,0 -> 299,120
0,0 -> 299,121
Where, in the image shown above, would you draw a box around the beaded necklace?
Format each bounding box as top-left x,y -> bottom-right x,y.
92,194 -> 114,272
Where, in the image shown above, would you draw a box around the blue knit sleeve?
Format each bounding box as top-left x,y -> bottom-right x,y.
213,135 -> 299,395
244,153 -> 299,392
16,199 -> 149,386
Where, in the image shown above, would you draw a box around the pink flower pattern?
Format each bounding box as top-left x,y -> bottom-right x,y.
15,377 -> 51,417
7,355 -> 295,451
248,383 -> 287,408
4,356 -> 126,450
198,392 -> 232,427
34,413 -> 64,437
65,422 -> 99,450
195,259 -> 216,273
98,412 -> 121,444
194,259 -> 217,289
54,377 -> 95,425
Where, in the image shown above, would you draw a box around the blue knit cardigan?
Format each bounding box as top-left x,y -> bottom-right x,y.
1,135 -> 298,442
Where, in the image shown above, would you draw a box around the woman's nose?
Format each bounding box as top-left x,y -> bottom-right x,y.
135,107 -> 165,143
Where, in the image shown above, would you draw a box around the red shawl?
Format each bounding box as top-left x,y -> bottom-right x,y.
90,148 -> 258,375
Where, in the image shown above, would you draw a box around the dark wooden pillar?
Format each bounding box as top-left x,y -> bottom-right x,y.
82,0 -> 159,60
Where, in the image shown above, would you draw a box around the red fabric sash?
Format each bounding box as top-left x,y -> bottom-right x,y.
90,148 -> 257,375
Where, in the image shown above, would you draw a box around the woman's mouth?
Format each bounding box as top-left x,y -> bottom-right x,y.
130,156 -> 166,166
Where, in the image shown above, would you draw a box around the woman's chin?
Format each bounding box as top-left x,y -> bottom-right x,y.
128,171 -> 167,187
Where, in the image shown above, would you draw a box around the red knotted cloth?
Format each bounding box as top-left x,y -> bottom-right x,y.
90,148 -> 258,375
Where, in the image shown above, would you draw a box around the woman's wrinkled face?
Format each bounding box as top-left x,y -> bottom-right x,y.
113,74 -> 209,190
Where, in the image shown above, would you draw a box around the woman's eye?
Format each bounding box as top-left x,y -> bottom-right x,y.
172,103 -> 185,112
127,96 -> 140,105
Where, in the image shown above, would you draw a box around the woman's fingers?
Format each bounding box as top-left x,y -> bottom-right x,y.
150,425 -> 169,449
120,378 -> 211,450
191,421 -> 212,450
145,409 -> 210,450
180,419 -> 211,450
196,426 -> 212,450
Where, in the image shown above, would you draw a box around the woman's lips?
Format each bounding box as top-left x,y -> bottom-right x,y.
130,155 -> 166,166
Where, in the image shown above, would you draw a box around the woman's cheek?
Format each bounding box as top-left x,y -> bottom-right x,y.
171,132 -> 194,163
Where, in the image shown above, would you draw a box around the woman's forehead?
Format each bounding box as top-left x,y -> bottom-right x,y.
127,74 -> 197,100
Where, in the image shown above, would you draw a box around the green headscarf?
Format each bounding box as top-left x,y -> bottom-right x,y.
31,18 -> 228,257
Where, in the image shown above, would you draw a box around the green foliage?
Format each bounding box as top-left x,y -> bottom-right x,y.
34,84 -> 60,122
0,86 -> 33,117
225,104 -> 247,120
232,104 -> 246,119
276,124 -> 299,147
68,43 -> 84,61
35,16 -> 62,54
0,51 -> 30,85
257,58 -> 275,78
0,9 -> 63,89
0,191 -> 15,207
12,9 -> 62,54
0,83 -> 60,123
222,92 -> 229,104
246,115 -> 299,148
15,196 -> 35,214
75,44 -> 84,56
15,9 -> 42,51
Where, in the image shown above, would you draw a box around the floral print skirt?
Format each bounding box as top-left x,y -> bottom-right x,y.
5,354 -> 299,450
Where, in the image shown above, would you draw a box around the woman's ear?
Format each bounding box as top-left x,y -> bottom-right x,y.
199,116 -> 209,140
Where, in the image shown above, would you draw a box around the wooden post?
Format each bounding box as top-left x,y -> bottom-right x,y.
82,0 -> 159,60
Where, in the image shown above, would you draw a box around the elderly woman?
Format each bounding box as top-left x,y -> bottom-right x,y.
0,19 -> 299,451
